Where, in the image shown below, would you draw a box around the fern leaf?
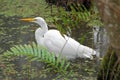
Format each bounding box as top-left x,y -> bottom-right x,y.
5,50 -> 14,55
55,55 -> 61,68
14,45 -> 22,54
28,44 -> 34,55
36,45 -> 41,57
60,59 -> 65,70
10,47 -> 19,55
64,62 -> 70,71
24,44 -> 31,55
18,45 -> 26,55
41,50 -> 45,60
48,53 -> 53,63
44,51 -> 49,61
3,42 -> 70,73
51,53 -> 55,64
32,42 -> 38,56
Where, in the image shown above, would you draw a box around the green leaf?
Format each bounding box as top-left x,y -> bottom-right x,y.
64,62 -> 70,71
3,42 -> 70,73
60,59 -> 65,70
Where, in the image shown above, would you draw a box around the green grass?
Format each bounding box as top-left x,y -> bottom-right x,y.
0,0 -> 57,18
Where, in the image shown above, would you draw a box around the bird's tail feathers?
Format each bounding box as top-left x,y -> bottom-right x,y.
77,45 -> 97,59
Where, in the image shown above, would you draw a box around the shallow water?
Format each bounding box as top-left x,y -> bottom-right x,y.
0,15 -> 37,54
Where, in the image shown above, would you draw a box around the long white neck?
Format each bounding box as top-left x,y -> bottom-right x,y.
35,20 -> 48,46
35,28 -> 44,46
36,21 -> 48,34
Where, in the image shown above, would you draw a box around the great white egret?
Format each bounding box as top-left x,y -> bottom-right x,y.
20,17 -> 97,60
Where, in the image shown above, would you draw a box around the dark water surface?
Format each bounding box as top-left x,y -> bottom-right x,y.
0,15 -> 37,54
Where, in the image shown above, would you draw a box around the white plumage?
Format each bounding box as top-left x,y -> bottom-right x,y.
21,17 -> 97,60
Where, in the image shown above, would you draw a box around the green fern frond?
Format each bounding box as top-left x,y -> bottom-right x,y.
3,42 -> 70,73
53,4 -> 92,35
52,4 -> 102,36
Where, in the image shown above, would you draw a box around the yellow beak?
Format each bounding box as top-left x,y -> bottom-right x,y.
20,18 -> 35,22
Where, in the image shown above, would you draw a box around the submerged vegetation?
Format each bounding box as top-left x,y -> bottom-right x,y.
0,0 -> 102,80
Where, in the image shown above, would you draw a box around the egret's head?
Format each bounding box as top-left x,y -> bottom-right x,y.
20,17 -> 45,24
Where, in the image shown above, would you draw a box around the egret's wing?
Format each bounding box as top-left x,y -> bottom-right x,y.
44,30 -> 66,56
43,30 -> 97,59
